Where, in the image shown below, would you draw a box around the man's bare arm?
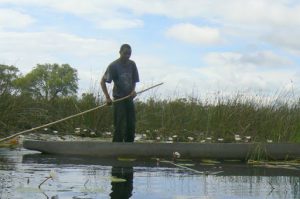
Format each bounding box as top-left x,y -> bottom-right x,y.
130,83 -> 137,98
100,78 -> 112,105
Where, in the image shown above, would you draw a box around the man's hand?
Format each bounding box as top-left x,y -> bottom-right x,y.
106,96 -> 113,106
130,90 -> 137,98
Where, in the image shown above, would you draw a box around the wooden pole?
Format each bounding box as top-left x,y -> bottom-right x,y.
0,82 -> 163,143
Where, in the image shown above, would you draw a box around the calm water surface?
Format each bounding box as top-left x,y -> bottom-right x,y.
0,148 -> 299,199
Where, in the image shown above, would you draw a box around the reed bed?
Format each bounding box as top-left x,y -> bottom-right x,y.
0,91 -> 299,143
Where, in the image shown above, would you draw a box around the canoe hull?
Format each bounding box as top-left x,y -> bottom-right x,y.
23,140 -> 300,160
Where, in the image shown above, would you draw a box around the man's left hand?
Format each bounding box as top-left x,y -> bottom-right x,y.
130,91 -> 137,98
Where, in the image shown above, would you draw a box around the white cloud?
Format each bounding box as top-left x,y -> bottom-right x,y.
204,51 -> 292,68
166,23 -> 222,45
0,8 -> 35,29
133,54 -> 203,98
97,18 -> 143,29
0,31 -> 118,65
0,31 -> 119,94
1,1 -> 300,48
2,0 -> 300,27
265,29 -> 300,55
198,51 -> 298,92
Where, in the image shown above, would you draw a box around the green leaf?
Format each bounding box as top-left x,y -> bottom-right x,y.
117,157 -> 136,162
110,176 -> 127,183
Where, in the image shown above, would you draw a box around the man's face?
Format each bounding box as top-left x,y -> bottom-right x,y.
120,47 -> 131,61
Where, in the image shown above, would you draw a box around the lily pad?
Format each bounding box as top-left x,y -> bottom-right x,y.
81,187 -> 105,193
176,159 -> 193,162
178,163 -> 195,167
200,163 -> 216,166
117,157 -> 136,162
201,159 -> 220,164
110,176 -> 127,183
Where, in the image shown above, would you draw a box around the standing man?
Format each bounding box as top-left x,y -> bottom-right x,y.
101,44 -> 139,142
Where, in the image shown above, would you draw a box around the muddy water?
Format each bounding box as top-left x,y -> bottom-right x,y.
0,148 -> 299,199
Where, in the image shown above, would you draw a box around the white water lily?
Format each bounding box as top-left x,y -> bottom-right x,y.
90,132 -> 96,136
49,169 -> 58,181
38,169 -> 58,189
105,132 -> 112,136
187,136 -> 194,141
173,151 -> 181,159
245,136 -> 251,142
234,134 -> 241,141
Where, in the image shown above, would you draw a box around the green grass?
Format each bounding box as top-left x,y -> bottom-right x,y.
0,91 -> 300,143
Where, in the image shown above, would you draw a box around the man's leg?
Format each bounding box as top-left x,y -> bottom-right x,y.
125,99 -> 136,142
113,101 -> 126,142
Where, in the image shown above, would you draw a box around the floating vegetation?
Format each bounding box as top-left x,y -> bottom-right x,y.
200,159 -> 221,164
224,159 -> 242,162
80,187 -> 105,193
248,159 -> 300,170
177,163 -> 195,167
110,176 -> 127,183
176,158 -> 193,162
117,157 -> 136,162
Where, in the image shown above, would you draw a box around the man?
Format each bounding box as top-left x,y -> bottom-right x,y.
100,44 -> 139,142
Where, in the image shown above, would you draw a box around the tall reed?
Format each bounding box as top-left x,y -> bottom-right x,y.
0,90 -> 299,143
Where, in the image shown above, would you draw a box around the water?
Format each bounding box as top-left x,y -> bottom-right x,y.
0,147 -> 299,199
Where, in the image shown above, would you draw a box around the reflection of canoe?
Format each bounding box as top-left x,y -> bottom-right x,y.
23,140 -> 300,160
22,153 -> 300,177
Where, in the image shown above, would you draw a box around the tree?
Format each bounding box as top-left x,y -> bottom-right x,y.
0,64 -> 19,96
18,63 -> 78,100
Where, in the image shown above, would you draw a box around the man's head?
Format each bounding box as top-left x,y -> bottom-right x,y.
119,44 -> 131,62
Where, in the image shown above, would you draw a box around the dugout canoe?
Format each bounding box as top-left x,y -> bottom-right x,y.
23,140 -> 300,160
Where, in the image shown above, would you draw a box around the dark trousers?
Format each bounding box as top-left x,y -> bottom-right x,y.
113,98 -> 135,142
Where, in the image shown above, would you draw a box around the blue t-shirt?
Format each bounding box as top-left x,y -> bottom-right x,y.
103,58 -> 139,99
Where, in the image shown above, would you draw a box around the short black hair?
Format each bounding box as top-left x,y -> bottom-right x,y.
120,44 -> 131,52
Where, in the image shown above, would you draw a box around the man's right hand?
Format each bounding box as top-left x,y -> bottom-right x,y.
106,97 -> 113,106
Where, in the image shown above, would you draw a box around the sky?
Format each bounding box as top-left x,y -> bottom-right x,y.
0,0 -> 300,101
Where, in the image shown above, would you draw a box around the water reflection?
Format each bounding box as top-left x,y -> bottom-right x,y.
110,166 -> 133,199
0,148 -> 299,199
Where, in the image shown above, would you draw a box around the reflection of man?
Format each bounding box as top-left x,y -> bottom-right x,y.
110,166 -> 133,199
101,44 -> 139,142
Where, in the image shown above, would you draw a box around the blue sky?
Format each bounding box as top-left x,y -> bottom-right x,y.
0,0 -> 300,100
